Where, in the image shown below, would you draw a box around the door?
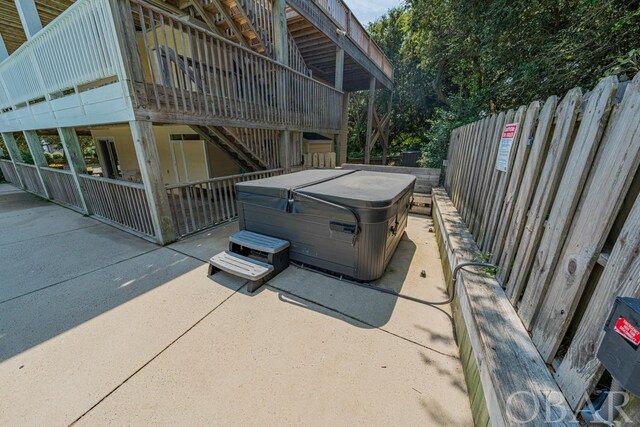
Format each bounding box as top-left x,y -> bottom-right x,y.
169,134 -> 209,184
96,138 -> 121,179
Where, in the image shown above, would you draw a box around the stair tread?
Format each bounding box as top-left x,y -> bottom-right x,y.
210,250 -> 273,280
230,230 -> 290,254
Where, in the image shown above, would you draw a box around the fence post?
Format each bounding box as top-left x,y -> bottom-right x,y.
23,131 -> 51,199
1,132 -> 26,189
57,128 -> 91,215
129,120 -> 177,245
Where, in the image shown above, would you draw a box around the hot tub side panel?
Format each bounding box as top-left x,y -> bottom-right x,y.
355,189 -> 412,281
237,196 -> 360,278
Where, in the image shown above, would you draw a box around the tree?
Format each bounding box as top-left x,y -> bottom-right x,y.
362,0 -> 640,167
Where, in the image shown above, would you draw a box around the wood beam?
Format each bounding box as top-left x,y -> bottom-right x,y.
1,132 -> 25,188
207,0 -> 249,47
57,127 -> 91,214
334,47 -> 344,91
129,121 -> 177,245
187,0 -> 224,37
287,0 -> 393,90
23,130 -> 50,199
273,0 -> 290,171
364,76 -> 376,164
0,33 -> 8,61
14,0 -> 43,39
337,92 -> 349,165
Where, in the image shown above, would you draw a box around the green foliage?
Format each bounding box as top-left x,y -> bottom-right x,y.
52,151 -> 64,160
20,151 -> 34,165
365,0 -> 640,167
473,252 -> 498,277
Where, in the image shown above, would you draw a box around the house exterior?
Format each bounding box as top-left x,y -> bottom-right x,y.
0,0 -> 393,244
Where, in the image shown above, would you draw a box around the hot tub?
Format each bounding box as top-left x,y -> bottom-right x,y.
236,169 -> 416,281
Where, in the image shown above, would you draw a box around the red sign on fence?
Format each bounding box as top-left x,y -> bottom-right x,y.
495,123 -> 519,172
502,124 -> 518,139
614,317 -> 640,346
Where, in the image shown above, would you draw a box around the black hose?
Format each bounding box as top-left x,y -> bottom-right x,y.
290,260 -> 497,307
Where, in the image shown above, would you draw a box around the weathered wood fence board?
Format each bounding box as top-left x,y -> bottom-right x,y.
483,106 -> 526,253
478,111 -> 511,250
474,112 -> 505,242
470,115 -> 498,239
555,187 -> 640,409
497,96 -> 557,284
518,76 -> 618,330
442,71 -> 640,413
505,89 -> 582,303
531,74 -> 640,362
491,101 -> 540,263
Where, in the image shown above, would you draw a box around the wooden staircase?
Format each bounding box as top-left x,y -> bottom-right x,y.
191,125 -> 270,171
182,0 -> 310,75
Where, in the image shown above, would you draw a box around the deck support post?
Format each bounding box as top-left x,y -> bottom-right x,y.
0,34 -> 9,61
14,0 -> 43,40
273,0 -> 290,172
334,47 -> 348,164
57,127 -> 91,214
129,120 -> 177,245
23,130 -> 50,199
1,132 -> 25,188
365,76 -> 376,164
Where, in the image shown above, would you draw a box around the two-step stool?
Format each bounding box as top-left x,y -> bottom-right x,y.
208,230 -> 290,293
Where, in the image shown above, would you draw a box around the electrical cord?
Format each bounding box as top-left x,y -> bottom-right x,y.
290,260 -> 497,307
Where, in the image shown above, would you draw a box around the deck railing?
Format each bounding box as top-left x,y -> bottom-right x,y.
130,0 -> 342,132
40,167 -> 84,211
311,0 -> 393,80
166,168 -> 282,238
14,163 -> 46,196
0,159 -> 20,185
80,174 -> 155,238
0,0 -> 122,112
0,0 -> 339,133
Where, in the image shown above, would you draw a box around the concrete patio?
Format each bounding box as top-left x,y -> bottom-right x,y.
0,183 -> 472,426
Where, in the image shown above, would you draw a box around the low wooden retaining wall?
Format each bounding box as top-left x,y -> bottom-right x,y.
433,188 -> 576,426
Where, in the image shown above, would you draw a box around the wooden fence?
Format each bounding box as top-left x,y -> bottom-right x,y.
444,73 -> 640,410
80,174 -> 156,238
0,159 -> 20,185
40,167 -> 84,211
166,168 -> 282,238
14,163 -> 46,197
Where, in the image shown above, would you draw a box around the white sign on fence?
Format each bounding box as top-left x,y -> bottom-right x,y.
495,123 -> 519,172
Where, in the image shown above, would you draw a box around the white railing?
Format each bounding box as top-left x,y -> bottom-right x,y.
40,167 -> 84,210
14,162 -> 46,196
166,168 -> 282,237
0,159 -> 20,185
0,0 -> 122,112
80,174 -> 155,237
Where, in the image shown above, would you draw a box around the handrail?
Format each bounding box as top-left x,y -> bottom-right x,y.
80,173 -> 146,189
165,168 -> 283,189
132,0 -> 336,92
310,0 -> 393,80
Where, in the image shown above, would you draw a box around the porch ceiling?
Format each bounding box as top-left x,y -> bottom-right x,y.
0,0 -> 75,54
0,0 -> 187,55
287,13 -> 380,92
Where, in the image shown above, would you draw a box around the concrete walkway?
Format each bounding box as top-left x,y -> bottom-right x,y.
0,183 -> 472,426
